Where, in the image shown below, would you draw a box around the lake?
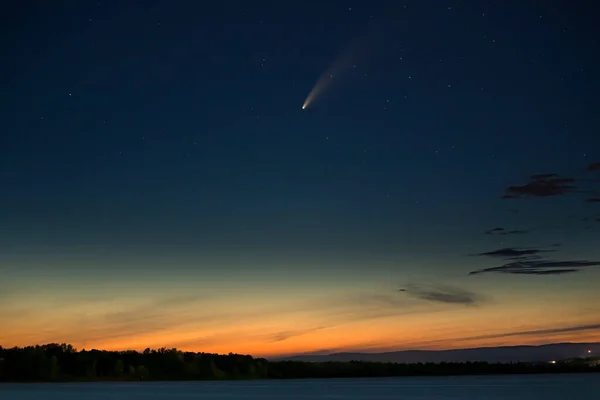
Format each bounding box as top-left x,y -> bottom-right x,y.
1,374 -> 598,399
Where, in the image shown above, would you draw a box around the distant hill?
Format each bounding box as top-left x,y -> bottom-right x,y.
273,342 -> 599,364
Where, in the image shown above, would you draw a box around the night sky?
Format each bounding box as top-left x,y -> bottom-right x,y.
1,1 -> 599,357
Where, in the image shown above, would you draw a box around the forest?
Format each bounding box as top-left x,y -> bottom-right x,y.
0,344 -> 598,382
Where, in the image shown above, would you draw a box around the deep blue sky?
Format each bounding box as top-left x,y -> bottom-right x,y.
1,1 -> 599,355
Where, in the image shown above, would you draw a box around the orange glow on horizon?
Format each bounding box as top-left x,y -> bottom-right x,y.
3,306 -> 599,358
2,276 -> 600,357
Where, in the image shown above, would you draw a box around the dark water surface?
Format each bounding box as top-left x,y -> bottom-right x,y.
1,374 -> 598,399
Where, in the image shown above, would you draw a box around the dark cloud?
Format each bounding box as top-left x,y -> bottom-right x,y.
502,174 -> 578,199
581,218 -> 600,224
398,284 -> 483,305
484,227 -> 529,236
505,255 -> 542,261
530,173 -> 559,180
481,162 -> 599,278
469,245 -> 600,275
474,247 -> 554,258
469,259 -> 600,276
588,163 -> 600,172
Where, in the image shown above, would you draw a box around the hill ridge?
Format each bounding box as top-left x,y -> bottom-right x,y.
273,342 -> 599,363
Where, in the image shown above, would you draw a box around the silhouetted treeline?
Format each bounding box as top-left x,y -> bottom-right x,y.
268,359 -> 599,379
0,344 -> 598,382
0,344 -> 267,382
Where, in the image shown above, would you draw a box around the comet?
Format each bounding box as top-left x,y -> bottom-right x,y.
301,53 -> 351,111
301,20 -> 379,111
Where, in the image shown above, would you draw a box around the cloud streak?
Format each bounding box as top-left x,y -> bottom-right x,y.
266,326 -> 329,343
473,247 -> 555,259
399,284 -> 483,305
469,260 -> 600,276
394,322 -> 600,350
470,246 -> 600,275
502,174 -> 578,199
452,323 -> 600,342
484,227 -> 529,236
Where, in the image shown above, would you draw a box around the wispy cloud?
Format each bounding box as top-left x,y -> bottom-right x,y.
502,174 -> 578,199
484,227 -> 529,236
471,161 -> 600,280
1,286 -> 447,349
469,260 -> 600,276
473,247 -> 555,259
451,323 -> 600,342
398,284 -> 483,305
470,246 -> 600,275
393,322 -> 600,350
469,249 -> 600,275
0,294 -> 240,347
266,326 -> 329,343
102,294 -> 208,326
278,322 -> 600,356
316,293 -> 414,323
166,293 -> 420,352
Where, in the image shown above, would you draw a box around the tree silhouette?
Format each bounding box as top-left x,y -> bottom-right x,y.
0,343 -> 597,382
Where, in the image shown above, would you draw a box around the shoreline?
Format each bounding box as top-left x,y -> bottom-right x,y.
2,368 -> 599,384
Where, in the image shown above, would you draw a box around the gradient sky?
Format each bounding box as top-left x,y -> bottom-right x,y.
1,1 -> 600,358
